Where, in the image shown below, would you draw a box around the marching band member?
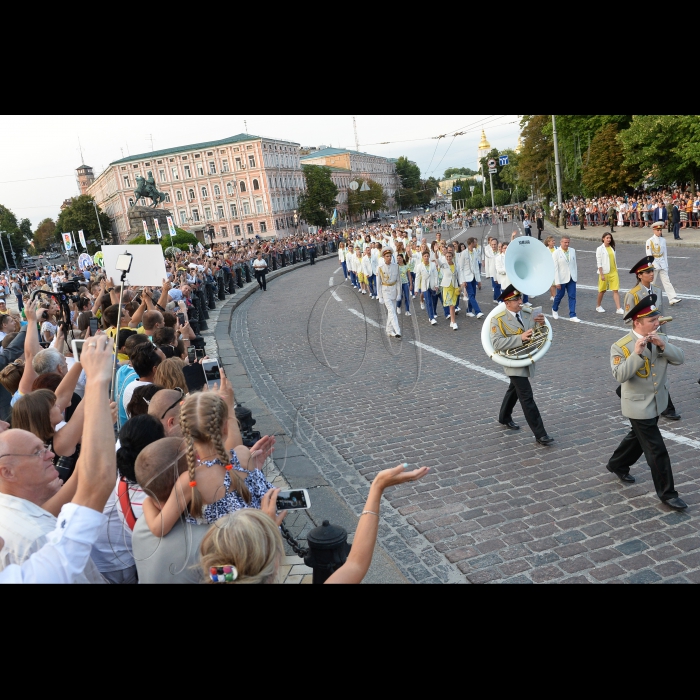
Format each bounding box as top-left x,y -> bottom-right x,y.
377,248 -> 402,338
413,250 -> 438,325
490,285 -> 554,446
622,256 -> 679,420
646,221 -> 682,306
551,236 -> 579,322
606,295 -> 686,510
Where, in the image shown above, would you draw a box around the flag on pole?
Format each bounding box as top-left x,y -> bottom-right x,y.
166,215 -> 176,238
142,219 -> 151,240
331,209 -> 337,225
62,233 -> 72,251
154,219 -> 162,239
78,229 -> 87,249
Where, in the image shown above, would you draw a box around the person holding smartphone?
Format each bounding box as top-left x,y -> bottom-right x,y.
252,250 -> 267,291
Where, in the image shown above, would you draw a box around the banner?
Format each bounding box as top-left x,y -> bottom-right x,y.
153,218 -> 162,239
78,253 -> 92,270
93,251 -> 105,268
166,215 -> 177,238
62,233 -> 72,251
142,219 -> 151,240
78,229 -> 87,249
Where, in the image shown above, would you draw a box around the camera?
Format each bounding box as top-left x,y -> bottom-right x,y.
58,277 -> 82,304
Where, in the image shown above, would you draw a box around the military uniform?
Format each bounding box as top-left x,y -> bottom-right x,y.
578,205 -> 586,230
606,295 -> 686,507
607,205 -> 616,232
490,287 -> 549,441
377,258 -> 401,337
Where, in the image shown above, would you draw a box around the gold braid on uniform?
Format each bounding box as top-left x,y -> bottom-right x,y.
616,343 -> 651,378
497,316 -> 523,336
378,267 -> 396,286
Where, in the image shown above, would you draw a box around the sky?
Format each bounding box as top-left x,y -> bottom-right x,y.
0,115 -> 522,230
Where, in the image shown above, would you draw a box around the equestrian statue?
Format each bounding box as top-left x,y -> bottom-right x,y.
133,174 -> 168,208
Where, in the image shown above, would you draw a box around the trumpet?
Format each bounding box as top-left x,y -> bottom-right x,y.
658,316 -> 672,325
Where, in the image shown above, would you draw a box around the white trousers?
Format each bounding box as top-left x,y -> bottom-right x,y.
382,297 -> 401,335
653,268 -> 677,301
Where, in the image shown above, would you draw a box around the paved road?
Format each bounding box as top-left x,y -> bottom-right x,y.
231,228 -> 700,583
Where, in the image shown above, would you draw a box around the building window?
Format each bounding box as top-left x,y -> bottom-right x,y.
204,206 -> 212,220
180,210 -> 187,223
209,161 -> 216,174
255,199 -> 264,214
227,182 -> 234,195
246,223 -> 254,235
201,186 -> 208,198
275,219 -> 279,230
221,227 -> 227,236
196,163 -> 204,176
214,184 -> 220,196
123,175 -> 131,188
234,225 -> 241,236
222,160 -> 229,172
184,165 -> 192,178
252,178 -> 260,190
248,155 -> 256,168
260,221 -> 267,233
128,198 -> 134,207
194,153 -> 200,158
171,167 -> 179,180
217,205 -> 224,219
235,157 -> 242,170
159,169 -> 166,182
176,190 -> 183,201
230,203 -> 237,217
247,145 -> 253,150
165,193 -> 171,202
240,181 -> 247,193
133,164 -> 139,168
242,200 -> 251,216
192,209 -> 200,222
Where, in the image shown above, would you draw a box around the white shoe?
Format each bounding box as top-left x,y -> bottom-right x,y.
405,311 -> 411,316
596,306 -> 605,313
430,318 -> 437,325
412,294 -> 416,299
570,316 -> 581,322
452,322 -> 458,330
476,312 -> 484,319
550,296 -> 555,301
670,298 -> 682,305
615,308 -> 624,315
455,306 -> 461,312
466,312 -> 475,317
552,310 -> 559,320
420,302 -> 425,310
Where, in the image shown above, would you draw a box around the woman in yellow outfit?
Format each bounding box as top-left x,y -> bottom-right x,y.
595,233 -> 623,314
439,250 -> 460,330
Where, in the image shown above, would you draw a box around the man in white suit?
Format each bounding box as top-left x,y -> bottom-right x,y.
645,221 -> 682,306
377,248 -> 402,338
551,236 -> 580,322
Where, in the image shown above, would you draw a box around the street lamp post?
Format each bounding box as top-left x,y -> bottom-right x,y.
92,199 -> 105,242
0,232 -> 9,270
6,233 -> 16,268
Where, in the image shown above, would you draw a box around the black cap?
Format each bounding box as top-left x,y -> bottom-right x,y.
498,284 -> 522,302
624,293 -> 661,322
629,256 -> 655,276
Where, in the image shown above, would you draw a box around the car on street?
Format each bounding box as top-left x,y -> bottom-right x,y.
398,210 -> 411,215
367,217 -> 381,223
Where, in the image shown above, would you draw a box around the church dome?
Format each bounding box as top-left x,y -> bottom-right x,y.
478,129 -> 490,150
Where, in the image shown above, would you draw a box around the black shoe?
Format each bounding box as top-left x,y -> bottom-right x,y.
606,464 -> 635,483
536,435 -> 554,446
661,410 -> 681,421
663,497 -> 688,510
500,421 -> 520,430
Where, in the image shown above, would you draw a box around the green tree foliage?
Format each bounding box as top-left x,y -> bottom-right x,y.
619,115 -> 700,193
129,227 -> 199,252
395,187 -> 416,209
395,156 -> 421,189
451,178 -> 478,206
0,204 -> 28,270
517,115 -> 557,201
348,179 -> 387,219
55,195 -> 113,249
444,167 -> 477,179
298,165 -> 338,227
33,218 -> 56,253
581,123 -> 639,195
492,190 -> 511,206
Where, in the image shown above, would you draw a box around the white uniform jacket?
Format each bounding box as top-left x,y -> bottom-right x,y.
458,249 -> 481,285
553,247 -> 578,285
413,260 -> 438,292
646,235 -> 669,271
494,252 -> 511,288
484,246 -> 498,279
377,262 -> 401,302
595,244 -> 617,274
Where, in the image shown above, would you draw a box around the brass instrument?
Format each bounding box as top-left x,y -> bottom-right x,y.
502,324 -> 551,360
658,316 -> 672,325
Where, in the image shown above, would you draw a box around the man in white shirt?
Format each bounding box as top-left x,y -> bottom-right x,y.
458,237 -> 483,319
645,222 -> 681,305
377,248 -> 402,338
551,236 -> 579,322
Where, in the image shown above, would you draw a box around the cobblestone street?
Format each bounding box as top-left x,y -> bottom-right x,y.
227,227 -> 700,583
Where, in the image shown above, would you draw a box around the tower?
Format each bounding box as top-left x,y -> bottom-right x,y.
477,129 -> 491,162
76,164 -> 95,195
515,135 -> 523,154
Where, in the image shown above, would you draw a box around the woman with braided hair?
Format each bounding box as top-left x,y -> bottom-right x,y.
141,391 -> 275,536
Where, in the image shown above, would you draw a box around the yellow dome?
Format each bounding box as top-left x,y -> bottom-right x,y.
478,129 -> 490,150
515,135 -> 522,154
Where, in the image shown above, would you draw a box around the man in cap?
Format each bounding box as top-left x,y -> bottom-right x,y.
377,247 -> 401,338
490,285 -> 553,445
605,295 -> 686,510
646,221 -> 682,306
621,256 -> 679,421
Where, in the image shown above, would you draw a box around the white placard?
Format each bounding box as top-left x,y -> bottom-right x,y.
100,244 -> 167,286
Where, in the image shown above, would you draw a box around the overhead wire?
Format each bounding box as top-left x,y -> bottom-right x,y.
0,174 -> 74,184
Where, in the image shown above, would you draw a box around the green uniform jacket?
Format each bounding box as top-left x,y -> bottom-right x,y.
490,306 -> 537,378
611,331 -> 683,419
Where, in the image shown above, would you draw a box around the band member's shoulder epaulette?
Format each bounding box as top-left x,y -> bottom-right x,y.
629,283 -> 642,296
614,334 -> 633,349
492,310 -> 506,320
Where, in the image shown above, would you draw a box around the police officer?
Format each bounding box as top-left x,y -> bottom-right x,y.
621,256 -> 679,420
605,294 -> 687,510
607,203 -> 616,232
490,285 -> 554,446
578,204 -> 586,230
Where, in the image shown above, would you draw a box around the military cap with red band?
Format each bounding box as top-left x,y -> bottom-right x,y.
624,293 -> 661,322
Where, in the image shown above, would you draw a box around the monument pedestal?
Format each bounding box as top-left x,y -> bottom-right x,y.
128,205 -> 173,240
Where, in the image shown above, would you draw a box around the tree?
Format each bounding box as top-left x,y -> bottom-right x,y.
298,165 -> 338,227
33,218 -> 56,253
130,227 -> 199,252
55,195 -> 113,251
619,115 -> 700,193
347,179 -> 387,219
444,167 -> 477,179
492,190 -> 511,206
517,115 -> 557,202
395,156 -> 421,189
581,123 -> 638,195
0,204 -> 27,270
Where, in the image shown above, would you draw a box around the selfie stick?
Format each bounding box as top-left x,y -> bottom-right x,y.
111,252 -> 133,402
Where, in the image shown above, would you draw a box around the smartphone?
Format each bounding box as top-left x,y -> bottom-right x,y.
177,312 -> 186,325
276,489 -> 311,511
89,317 -> 99,336
201,358 -> 221,388
187,346 -> 196,363
71,339 -> 86,360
